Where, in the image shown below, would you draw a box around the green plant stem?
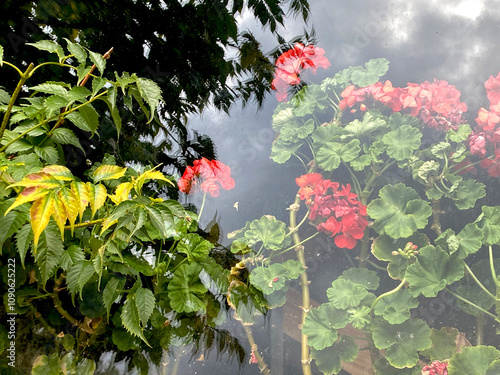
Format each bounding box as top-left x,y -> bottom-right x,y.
0,63 -> 34,139
370,278 -> 406,312
445,288 -> 500,322
290,191 -> 312,375
430,199 -> 443,236
464,263 -> 497,301
489,245 -> 497,283
476,314 -> 485,345
2,61 -> 24,76
64,218 -> 104,230
243,326 -> 271,375
197,192 -> 207,222
276,232 -> 318,255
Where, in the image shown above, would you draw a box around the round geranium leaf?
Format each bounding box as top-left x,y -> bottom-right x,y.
340,267 -> 380,290
327,279 -> 369,309
347,305 -> 371,329
344,110 -> 388,139
177,233 -> 213,262
373,288 -> 418,324
231,215 -> 290,250
249,263 -> 288,295
280,118 -> 315,141
388,112 -> 420,130
382,125 -> 422,161
405,245 -> 464,298
420,327 -> 460,362
367,183 -> 431,239
167,263 -> 208,313
451,179 -> 486,210
310,335 -> 359,375
373,318 -> 431,368
227,282 -> 266,325
302,303 -> 348,350
316,139 -> 361,171
350,58 -> 389,87
436,223 -> 482,259
311,123 -> 345,146
263,290 -> 287,308
373,358 -> 421,375
446,123 -> 472,143
290,85 -> 329,117
448,346 -> 500,375
281,259 -> 305,279
475,206 -> 500,245
272,103 -> 294,132
270,138 -> 304,164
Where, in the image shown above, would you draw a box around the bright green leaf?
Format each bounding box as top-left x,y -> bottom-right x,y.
121,296 -> 150,345
250,263 -> 289,295
476,206 -> 500,245
135,287 -> 155,326
316,139 -> 361,171
303,303 -> 349,350
340,267 -> 379,290
373,288 -> 418,324
51,128 -> 84,152
34,222 -> 64,286
137,77 -> 162,123
310,335 -> 359,375
327,279 -> 368,309
177,233 -> 213,262
447,346 -> 500,375
64,38 -> 87,65
88,50 -> 106,75
382,125 -> 422,161
420,327 -> 460,361
167,263 -> 207,313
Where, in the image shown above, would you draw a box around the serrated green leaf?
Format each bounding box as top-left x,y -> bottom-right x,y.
67,86 -> 91,104
59,245 -> 84,271
135,287 -> 155,326
382,125 -> 422,161
238,215 -> 290,250
112,328 -> 139,351
78,104 -> 100,135
0,210 -> 28,249
66,260 -> 96,298
405,245 -> 464,297
373,318 -> 431,368
327,279 -> 369,309
30,83 -> 68,98
16,224 -> 33,267
281,259 -> 305,279
167,263 -> 207,313
64,38 -> 87,65
0,87 -> 11,104
88,50 -> 106,75
121,296 -> 150,345
92,165 -> 127,183
340,267 -> 380,290
136,78 -> 162,123
34,145 -> 58,164
92,77 -> 106,96
34,221 -> 64,286
290,84 -> 329,117
310,335 -> 359,375
302,303 -> 348,350
51,128 -> 84,152
448,346 -> 500,375
44,95 -> 69,115
27,40 -> 64,60
316,139 -> 361,171
102,277 -> 125,320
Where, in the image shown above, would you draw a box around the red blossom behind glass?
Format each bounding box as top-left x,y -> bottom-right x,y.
178,157 -> 235,197
295,173 -> 367,249
271,43 -> 330,102
422,360 -> 448,375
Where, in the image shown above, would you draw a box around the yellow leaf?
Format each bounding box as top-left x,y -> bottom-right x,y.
109,182 -> 134,205
134,169 -> 173,195
52,196 -> 67,240
5,186 -> 51,215
71,181 -> 89,221
9,172 -> 64,189
40,165 -> 74,181
30,193 -> 55,250
57,187 -> 79,235
92,165 -> 127,183
87,182 -> 107,219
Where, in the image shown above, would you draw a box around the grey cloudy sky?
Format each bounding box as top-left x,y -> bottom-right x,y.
187,0 -> 500,238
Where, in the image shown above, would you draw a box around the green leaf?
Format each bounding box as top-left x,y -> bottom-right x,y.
80,281 -> 106,318
32,353 -> 61,375
232,215 -> 290,251
447,124 -> 472,143
447,346 -> 500,375
16,224 -> 33,267
122,296 -> 150,345
316,139 -> 361,171
67,86 -> 91,104
177,233 -> 213,262
78,104 -> 100,135
302,303 -> 349,350
311,123 -> 345,145
135,287 -> 155,326
310,335 -> 359,375
373,288 -> 418,324
122,253 -> 155,276
0,87 -> 10,104
250,264 -> 289,295
34,145 -> 59,164
475,206 -> 500,245
367,183 -> 432,238
270,138 -> 303,163
344,110 -> 388,139
92,77 -> 107,96
137,78 -> 162,123
66,260 -> 96,298
340,267 -> 379,290
102,276 -> 125,320
327,279 -> 369,309
388,112 -> 420,129
30,83 -> 68,98
227,282 -> 266,324
373,318 -> 431,368
417,160 -> 440,183
420,327 -> 460,361
112,328 -> 139,351
281,259 -> 305,279
279,118 -> 315,141
51,128 -> 84,152
290,85 -> 329,117
88,50 -> 106,75
452,179 -> 486,210
437,223 -> 482,259
64,38 -> 87,65
167,263 -> 207,313
348,305 -> 371,329
59,245 -> 85,271
27,40 -> 64,59
34,222 -> 64,286
0,210 -> 27,249
92,165 -> 127,183
382,125 -> 422,161
350,58 -> 389,87
373,358 -> 421,375
44,95 -> 69,115
405,245 -> 464,297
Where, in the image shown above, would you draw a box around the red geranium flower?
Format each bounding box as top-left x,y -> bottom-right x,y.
272,43 -> 330,102
296,174 -> 368,249
485,72 -> 500,104
422,360 -> 448,375
178,157 -> 235,197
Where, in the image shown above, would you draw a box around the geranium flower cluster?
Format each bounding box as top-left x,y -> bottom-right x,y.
271,43 -> 330,102
295,173 -> 367,249
468,72 -> 500,177
422,360 -> 448,375
178,157 -> 235,197
339,79 -> 467,131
